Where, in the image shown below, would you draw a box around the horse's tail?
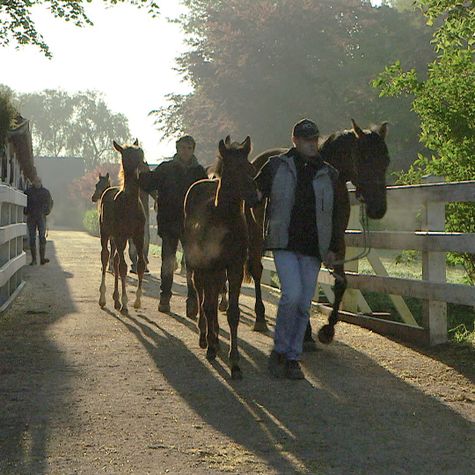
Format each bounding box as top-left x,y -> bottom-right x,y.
243,258 -> 253,284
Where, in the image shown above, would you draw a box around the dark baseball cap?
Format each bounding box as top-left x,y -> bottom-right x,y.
292,119 -> 319,139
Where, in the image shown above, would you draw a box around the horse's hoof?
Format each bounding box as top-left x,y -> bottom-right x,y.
253,320 -> 268,333
317,325 -> 335,345
120,306 -> 129,316
206,347 -> 217,361
99,297 -> 106,308
218,299 -> 228,312
114,301 -> 121,311
199,334 -> 207,349
231,366 -> 243,380
133,300 -> 141,309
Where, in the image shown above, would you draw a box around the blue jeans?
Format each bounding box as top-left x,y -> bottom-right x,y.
273,250 -> 321,361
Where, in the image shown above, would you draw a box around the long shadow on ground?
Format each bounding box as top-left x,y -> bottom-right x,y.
0,241 -> 77,474
109,308 -> 474,474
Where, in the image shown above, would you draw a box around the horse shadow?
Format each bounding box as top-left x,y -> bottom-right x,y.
0,241 -> 78,474
109,308 -> 474,474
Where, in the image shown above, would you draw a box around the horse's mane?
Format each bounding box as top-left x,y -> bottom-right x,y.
212,147 -> 285,178
116,144 -> 145,190
118,166 -> 125,189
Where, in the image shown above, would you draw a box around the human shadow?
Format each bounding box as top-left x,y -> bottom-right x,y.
0,241 -> 77,474
110,308 -> 474,474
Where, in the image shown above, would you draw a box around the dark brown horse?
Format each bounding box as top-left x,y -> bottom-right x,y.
98,140 -> 146,314
184,136 -> 258,379
92,173 -> 119,272
247,119 -> 390,343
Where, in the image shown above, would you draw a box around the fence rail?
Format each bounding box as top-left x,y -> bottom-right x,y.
260,177 -> 475,346
0,185 -> 27,312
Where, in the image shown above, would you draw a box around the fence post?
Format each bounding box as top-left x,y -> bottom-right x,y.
421,175 -> 447,345
341,202 -> 360,313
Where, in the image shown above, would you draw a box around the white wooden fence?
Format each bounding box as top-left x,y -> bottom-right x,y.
261,178 -> 475,346
0,136 -> 28,312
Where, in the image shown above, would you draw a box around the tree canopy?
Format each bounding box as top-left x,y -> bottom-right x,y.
12,88 -> 131,170
0,0 -> 159,57
373,0 -> 475,282
154,0 -> 433,169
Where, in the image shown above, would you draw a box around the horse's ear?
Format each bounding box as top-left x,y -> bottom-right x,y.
378,121 -> 389,140
218,139 -> 227,158
224,135 -> 231,146
106,172 -> 110,179
319,133 -> 335,151
242,136 -> 251,156
133,138 -> 139,146
113,141 -> 123,153
351,119 -> 365,139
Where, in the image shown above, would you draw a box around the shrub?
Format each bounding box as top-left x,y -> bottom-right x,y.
83,208 -> 99,237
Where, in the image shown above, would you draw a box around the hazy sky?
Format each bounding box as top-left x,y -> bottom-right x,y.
0,1 -> 189,161
0,0 -> 383,162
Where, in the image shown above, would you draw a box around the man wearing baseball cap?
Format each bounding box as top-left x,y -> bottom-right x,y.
254,119 -> 339,379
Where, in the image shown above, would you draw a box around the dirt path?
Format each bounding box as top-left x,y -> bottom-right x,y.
0,230 -> 473,474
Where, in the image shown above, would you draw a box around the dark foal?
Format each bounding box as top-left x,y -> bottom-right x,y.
92,173 -> 119,273
98,140 -> 146,314
184,136 -> 258,379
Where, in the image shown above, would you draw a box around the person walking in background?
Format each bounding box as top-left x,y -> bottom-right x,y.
25,176 -> 53,265
139,135 -> 207,316
254,119 -> 339,380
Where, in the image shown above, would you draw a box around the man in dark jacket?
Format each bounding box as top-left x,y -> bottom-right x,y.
24,176 -> 53,265
139,135 -> 207,315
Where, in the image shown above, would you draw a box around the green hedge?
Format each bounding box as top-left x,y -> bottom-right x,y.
83,209 -> 100,237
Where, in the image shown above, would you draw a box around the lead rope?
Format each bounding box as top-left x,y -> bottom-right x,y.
328,203 -> 371,276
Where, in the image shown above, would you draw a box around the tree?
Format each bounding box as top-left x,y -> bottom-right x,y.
153,0 -> 433,169
382,0 -> 417,11
373,0 -> 475,282
16,89 -> 76,157
0,0 -> 159,58
0,85 -> 17,147
15,89 -> 131,169
68,91 -> 131,169
69,162 -> 120,208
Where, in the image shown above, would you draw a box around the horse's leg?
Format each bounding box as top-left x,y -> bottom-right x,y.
132,232 -> 145,309
203,271 -> 221,361
249,258 -> 267,332
317,181 -> 350,344
227,263 -> 244,380
218,280 -> 228,312
303,321 -> 317,352
318,264 -> 347,344
112,241 -> 121,311
193,270 -> 207,349
108,238 -> 115,273
99,233 -> 110,308
117,239 -> 129,314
